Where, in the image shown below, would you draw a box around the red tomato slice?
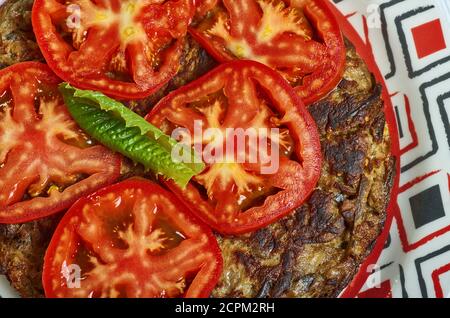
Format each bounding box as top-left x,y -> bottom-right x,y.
43,179 -> 223,298
146,61 -> 322,235
189,0 -> 346,105
32,0 -> 195,100
0,62 -> 121,224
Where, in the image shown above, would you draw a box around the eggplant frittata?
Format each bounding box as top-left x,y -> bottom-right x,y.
0,0 -> 395,298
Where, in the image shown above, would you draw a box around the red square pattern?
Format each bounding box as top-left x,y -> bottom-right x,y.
411,19 -> 447,59
357,280 -> 392,298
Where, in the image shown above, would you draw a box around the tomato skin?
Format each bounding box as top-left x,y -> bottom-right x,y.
0,62 -> 121,224
189,27 -> 230,64
43,179 -> 223,298
31,0 -> 196,100
147,60 -> 322,235
295,0 -> 347,105
189,0 -> 346,105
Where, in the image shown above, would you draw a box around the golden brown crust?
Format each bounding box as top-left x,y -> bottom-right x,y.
0,216 -> 60,298
0,0 -> 43,68
212,41 -> 395,298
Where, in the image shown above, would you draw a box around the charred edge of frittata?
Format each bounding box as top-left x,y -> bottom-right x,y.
212,41 -> 395,298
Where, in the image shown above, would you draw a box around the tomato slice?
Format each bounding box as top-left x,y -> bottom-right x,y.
0,62 -> 121,224
189,0 -> 346,105
146,60 -> 322,235
43,179 -> 223,298
31,0 -> 195,100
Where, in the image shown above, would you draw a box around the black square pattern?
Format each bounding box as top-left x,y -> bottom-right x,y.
409,185 -> 446,229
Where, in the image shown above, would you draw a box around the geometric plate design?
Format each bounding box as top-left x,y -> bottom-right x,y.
333,0 -> 450,298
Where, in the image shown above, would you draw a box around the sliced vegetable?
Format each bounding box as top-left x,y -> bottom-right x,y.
0,62 -> 121,224
189,0 -> 346,105
146,61 -> 322,235
32,0 -> 196,99
59,84 -> 204,188
43,179 -> 223,298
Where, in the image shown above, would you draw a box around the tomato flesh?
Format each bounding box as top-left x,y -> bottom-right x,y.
0,62 -> 121,224
43,179 -> 223,298
32,0 -> 195,99
147,61 -> 322,235
195,0 -> 219,17
190,0 -> 346,105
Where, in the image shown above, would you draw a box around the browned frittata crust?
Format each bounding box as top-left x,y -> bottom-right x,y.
0,0 -> 394,298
